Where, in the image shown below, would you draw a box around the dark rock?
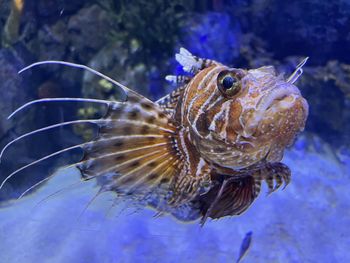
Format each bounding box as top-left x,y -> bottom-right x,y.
26,20 -> 68,62
67,5 -> 116,62
298,61 -> 350,148
0,48 -> 30,136
25,0 -> 85,22
237,0 -> 350,65
0,47 -> 35,199
0,0 -> 11,46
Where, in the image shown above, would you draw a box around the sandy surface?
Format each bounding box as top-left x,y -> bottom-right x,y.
0,146 -> 349,263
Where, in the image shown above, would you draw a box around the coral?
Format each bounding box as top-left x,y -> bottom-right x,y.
236,0 -> 350,65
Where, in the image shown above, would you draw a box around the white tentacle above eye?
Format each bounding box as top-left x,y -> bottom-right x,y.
175,47 -> 202,73
287,57 -> 309,84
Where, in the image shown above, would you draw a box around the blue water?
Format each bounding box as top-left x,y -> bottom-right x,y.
0,1 -> 349,262
1,144 -> 349,262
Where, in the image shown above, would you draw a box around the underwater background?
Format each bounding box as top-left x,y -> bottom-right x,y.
0,0 -> 349,262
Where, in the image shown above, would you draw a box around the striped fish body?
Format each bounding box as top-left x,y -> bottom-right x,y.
179,64 -> 308,170
78,48 -> 308,211
3,48 -> 308,222
160,49 -> 308,215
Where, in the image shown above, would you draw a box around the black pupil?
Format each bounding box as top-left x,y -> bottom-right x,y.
222,76 -> 236,90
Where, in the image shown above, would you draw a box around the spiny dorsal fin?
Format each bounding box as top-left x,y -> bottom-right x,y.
175,47 -> 216,74
156,48 -> 219,117
156,85 -> 187,117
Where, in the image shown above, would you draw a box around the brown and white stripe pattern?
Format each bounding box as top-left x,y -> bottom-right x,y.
76,92 -> 184,196
2,48 -> 307,222
180,64 -> 243,142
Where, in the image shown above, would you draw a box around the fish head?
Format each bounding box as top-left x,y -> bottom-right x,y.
184,64 -> 309,168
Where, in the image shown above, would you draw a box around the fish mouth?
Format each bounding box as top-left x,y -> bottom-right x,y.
242,82 -> 303,137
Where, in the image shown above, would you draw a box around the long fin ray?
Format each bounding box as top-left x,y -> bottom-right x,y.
32,181 -> 84,211
76,93 -> 182,196
0,135 -> 172,190
0,116 -> 175,164
17,172 -> 58,199
78,148 -> 167,178
0,100 -> 177,187
128,157 -> 177,190
0,144 -> 81,190
12,59 -> 157,119
199,176 -> 257,221
8,98 -> 112,120
18,60 -> 134,98
0,119 -> 101,163
3,60 -> 183,202
114,152 -> 173,183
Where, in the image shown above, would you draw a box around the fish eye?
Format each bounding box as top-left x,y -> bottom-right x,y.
217,70 -> 241,97
222,76 -> 236,89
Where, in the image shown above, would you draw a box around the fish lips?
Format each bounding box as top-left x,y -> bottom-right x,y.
242,82 -> 308,138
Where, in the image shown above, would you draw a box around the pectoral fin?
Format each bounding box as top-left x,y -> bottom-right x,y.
198,176 -> 259,224
77,92 -> 184,196
198,162 -> 291,224
254,162 -> 291,194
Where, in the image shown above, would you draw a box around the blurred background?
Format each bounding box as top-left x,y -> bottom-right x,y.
0,1 -> 349,262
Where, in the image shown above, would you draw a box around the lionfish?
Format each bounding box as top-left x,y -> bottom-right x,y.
0,48 -> 309,223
